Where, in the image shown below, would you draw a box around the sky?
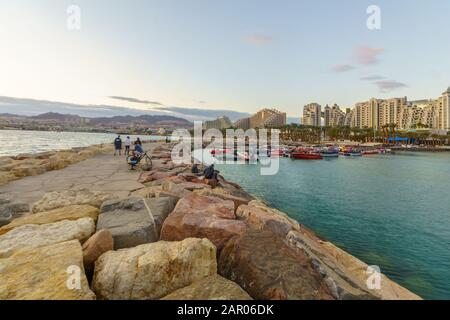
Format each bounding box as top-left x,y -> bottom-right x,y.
0,0 -> 449,121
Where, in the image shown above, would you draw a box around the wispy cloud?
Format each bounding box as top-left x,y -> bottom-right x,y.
354,46 -> 384,65
331,64 -> 354,73
375,80 -> 408,92
155,106 -> 250,122
361,75 -> 384,81
243,34 -> 275,45
109,96 -> 163,105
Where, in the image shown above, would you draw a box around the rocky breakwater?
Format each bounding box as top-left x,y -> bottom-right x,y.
0,143 -> 421,300
0,143 -> 114,187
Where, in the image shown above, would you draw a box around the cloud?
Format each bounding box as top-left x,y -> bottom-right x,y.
331,64 -> 354,73
109,96 -> 163,105
155,106 -> 251,122
375,80 -> 408,92
361,75 -> 384,81
0,96 -> 249,122
243,34 -> 275,45
354,46 -> 384,65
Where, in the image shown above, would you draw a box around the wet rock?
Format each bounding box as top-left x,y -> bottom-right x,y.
160,193 -> 247,250
92,238 -> 217,300
0,205 -> 98,236
0,240 -> 95,300
32,189 -> 116,213
161,275 -> 252,300
97,197 -> 176,249
218,229 -> 334,300
0,217 -> 95,258
286,230 -> 422,300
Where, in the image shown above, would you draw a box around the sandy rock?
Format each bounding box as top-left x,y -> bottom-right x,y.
139,170 -> 176,183
0,205 -> 98,236
97,197 -> 176,249
160,193 -> 246,250
32,189 -> 116,213
92,238 -> 217,300
82,229 -> 114,271
286,230 -> 422,300
0,172 -> 16,186
219,229 -> 334,300
161,180 -> 194,198
130,186 -> 163,198
236,200 -> 301,237
0,217 -> 95,258
0,240 -> 95,300
161,275 -> 252,300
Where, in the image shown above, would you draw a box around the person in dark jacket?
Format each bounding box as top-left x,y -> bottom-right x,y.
204,164 -> 219,180
114,135 -> 122,156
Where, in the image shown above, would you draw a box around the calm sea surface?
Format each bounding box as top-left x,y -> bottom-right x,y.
1,130 -> 449,299
0,130 -> 164,157
216,152 -> 450,300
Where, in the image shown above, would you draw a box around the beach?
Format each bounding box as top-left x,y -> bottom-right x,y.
0,141 -> 421,300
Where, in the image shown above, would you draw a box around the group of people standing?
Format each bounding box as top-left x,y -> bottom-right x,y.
114,135 -> 143,156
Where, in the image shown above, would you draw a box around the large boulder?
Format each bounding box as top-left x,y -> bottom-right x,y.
160,193 -> 247,250
195,189 -> 250,213
0,198 -> 29,225
97,197 -> 176,249
92,238 -> 217,300
82,229 -> 114,273
0,240 -> 95,300
0,217 -> 95,258
32,189 -> 116,213
218,229 -> 333,300
286,230 -> 422,300
0,205 -> 99,236
236,201 -> 300,237
161,275 -> 252,300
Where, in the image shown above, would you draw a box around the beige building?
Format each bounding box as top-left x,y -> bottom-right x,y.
303,103 -> 321,126
324,104 -> 346,127
203,116 -> 233,130
233,108 -> 286,130
249,108 -> 287,128
233,117 -> 251,130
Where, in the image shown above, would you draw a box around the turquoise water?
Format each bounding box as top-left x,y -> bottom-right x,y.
216,152 -> 450,300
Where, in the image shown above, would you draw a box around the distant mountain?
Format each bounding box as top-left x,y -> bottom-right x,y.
90,115 -> 192,126
31,112 -> 82,121
2,112 -> 192,127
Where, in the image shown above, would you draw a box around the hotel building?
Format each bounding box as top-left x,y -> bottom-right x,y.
302,103 -> 322,126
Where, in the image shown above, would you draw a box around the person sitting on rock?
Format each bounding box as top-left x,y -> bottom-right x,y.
204,164 -> 219,180
191,163 -> 203,176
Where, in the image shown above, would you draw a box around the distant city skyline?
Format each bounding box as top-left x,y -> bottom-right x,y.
1,1 -> 449,120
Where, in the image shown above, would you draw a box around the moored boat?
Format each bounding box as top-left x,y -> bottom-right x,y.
291,152 -> 323,160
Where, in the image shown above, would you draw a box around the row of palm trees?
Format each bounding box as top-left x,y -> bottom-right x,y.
271,124 -> 450,145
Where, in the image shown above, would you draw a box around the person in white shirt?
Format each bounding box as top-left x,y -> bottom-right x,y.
125,136 -> 131,155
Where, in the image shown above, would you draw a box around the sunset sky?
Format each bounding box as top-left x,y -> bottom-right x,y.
1,0 -> 449,121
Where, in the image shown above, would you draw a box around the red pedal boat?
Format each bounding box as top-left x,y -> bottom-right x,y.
291,152 -> 323,160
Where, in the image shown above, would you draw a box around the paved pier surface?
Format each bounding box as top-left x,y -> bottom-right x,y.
0,143 -> 161,206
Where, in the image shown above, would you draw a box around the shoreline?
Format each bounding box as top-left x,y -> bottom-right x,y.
0,143 -> 421,300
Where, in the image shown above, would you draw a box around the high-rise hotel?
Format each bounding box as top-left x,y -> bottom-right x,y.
302,87 -> 450,130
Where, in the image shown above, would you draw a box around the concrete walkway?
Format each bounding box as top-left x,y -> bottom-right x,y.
0,143 -> 161,206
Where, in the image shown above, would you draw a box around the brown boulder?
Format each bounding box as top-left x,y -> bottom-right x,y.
236,201 -> 300,237
218,229 -> 333,300
160,193 -> 246,250
82,229 -> 114,271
